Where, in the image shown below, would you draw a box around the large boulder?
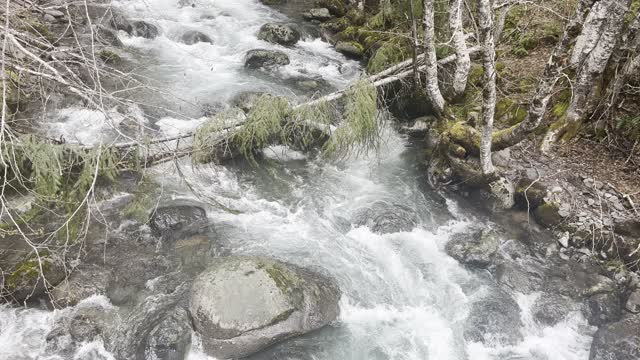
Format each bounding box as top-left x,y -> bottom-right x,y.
335,41 -> 364,59
445,229 -> 501,268
189,257 -> 341,359
143,307 -> 193,360
352,200 -> 419,234
181,30 -> 213,45
257,23 -> 301,46
464,288 -> 524,345
244,49 -> 290,69
589,315 -> 640,360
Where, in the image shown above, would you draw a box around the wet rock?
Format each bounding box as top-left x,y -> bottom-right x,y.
532,293 -> 583,326
464,288 -> 523,345
488,177 -> 515,210
231,91 -> 268,113
189,256 -> 340,359
495,261 -> 544,293
335,41 -> 364,59
585,291 -> 622,326
260,0 -> 287,4
352,200 -> 419,234
143,307 -> 193,360
181,30 -> 213,45
626,287 -> 640,313
244,49 -> 290,69
51,265 -> 111,307
533,202 -> 563,228
284,76 -> 332,94
257,23 -> 301,46
132,21 -> 159,39
110,12 -> 133,33
589,315 -> 640,360
149,205 -> 208,241
400,116 -> 435,137
445,229 -> 500,268
2,254 -> 67,303
95,25 -> 123,46
303,8 -> 332,22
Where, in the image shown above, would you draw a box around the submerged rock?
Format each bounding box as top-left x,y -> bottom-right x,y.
257,23 -> 301,46
144,307 -> 193,360
244,49 -> 290,69
464,288 -> 523,345
589,315 -> 640,360
149,205 -> 208,241
532,293 -> 583,326
189,256 -> 340,359
445,229 -> 501,268
51,265 -> 111,307
132,21 -> 159,39
181,30 -> 213,45
352,200 -> 419,234
231,91 -> 268,113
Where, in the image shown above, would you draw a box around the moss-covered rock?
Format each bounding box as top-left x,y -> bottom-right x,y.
335,41 -> 364,58
533,202 -> 563,228
367,37 -> 412,74
3,253 -> 66,303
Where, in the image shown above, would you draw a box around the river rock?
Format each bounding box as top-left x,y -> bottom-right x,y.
95,25 -> 123,47
589,315 -> 640,360
3,254 -> 67,303
488,177 -> 515,211
189,256 -> 341,359
445,229 -> 501,268
231,91 -> 268,113
532,293 -> 583,326
149,205 -> 208,241
51,265 -> 111,307
257,23 -> 301,46
352,200 -> 419,234
143,307 -> 193,360
245,49 -> 290,69
110,12 -> 133,33
464,288 -> 523,345
303,8 -> 332,22
181,30 -> 213,45
317,0 -> 347,16
626,287 -> 640,313
585,291 -> 622,326
335,41 -> 364,59
132,21 -> 159,39
260,0 -> 287,4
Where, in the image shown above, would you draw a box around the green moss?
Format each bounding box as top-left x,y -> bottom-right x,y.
468,64 -> 484,87
6,256 -> 49,290
533,202 -> 562,228
512,47 -> 529,58
367,37 -> 411,74
99,50 -> 122,65
263,263 -> 298,294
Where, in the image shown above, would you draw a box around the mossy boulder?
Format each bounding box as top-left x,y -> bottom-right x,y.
446,229 -> 501,268
257,23 -> 301,46
317,0 -> 347,16
3,253 -> 66,303
367,37 -> 411,74
335,41 -> 364,58
244,49 -> 290,69
533,202 -> 563,228
514,178 -> 547,210
189,256 -> 340,359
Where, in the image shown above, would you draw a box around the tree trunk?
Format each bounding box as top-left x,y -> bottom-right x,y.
448,0 -> 597,153
543,0 -> 630,149
478,0 -> 496,175
604,12 -> 640,112
494,5 -> 509,44
450,0 -> 471,98
423,0 -> 446,115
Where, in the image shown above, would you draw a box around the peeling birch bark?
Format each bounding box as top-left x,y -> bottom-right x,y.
450,0 -> 471,98
478,0 -> 496,175
423,0 -> 446,115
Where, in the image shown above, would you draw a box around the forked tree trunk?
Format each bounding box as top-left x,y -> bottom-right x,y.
448,0 -> 597,153
423,0 -> 446,115
450,0 -> 471,98
543,0 -> 631,149
477,0 -> 496,175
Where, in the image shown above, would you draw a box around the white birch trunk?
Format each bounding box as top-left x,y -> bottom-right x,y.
450,0 -> 471,97
478,0 -> 496,175
423,0 -> 446,115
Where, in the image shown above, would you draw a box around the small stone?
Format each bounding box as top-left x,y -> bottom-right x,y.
44,14 -> 57,23
558,232 -> 570,248
551,186 -> 563,193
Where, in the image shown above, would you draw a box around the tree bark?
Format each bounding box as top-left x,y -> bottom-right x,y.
423,0 -> 446,115
448,0 -> 597,152
478,0 -> 496,175
450,0 -> 471,98
543,0 -> 630,149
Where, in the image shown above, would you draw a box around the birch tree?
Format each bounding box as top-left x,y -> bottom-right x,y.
423,0 -> 447,115
450,0 -> 471,98
477,0 -> 496,175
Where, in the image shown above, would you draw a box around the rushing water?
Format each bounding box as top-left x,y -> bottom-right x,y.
0,0 -> 596,359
